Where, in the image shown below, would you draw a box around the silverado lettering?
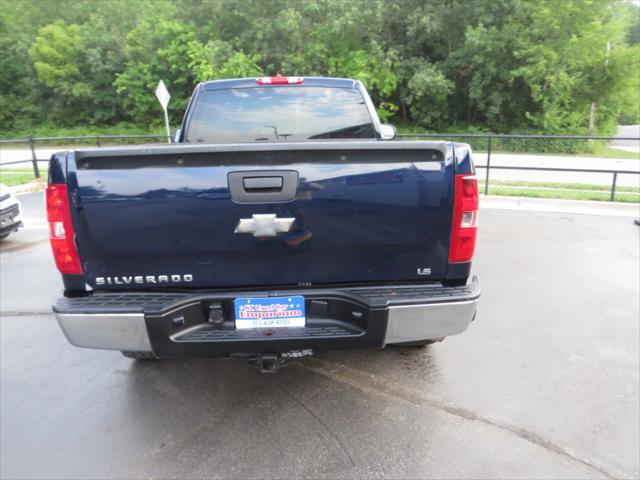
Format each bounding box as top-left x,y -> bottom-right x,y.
95,275 -> 194,286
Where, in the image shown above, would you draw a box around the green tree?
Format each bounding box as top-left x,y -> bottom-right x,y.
513,0 -> 639,133
28,20 -> 94,123
1,0 -> 638,135
0,16 -> 39,130
187,40 -> 262,81
80,1 -> 161,124
401,59 -> 453,129
114,17 -> 198,124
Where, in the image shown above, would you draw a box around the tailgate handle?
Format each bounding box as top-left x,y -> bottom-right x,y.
228,170 -> 298,203
243,176 -> 283,192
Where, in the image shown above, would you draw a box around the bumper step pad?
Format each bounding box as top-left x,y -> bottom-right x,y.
54,278 -> 480,315
174,324 -> 360,343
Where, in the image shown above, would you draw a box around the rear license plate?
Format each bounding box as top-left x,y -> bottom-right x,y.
234,296 -> 305,329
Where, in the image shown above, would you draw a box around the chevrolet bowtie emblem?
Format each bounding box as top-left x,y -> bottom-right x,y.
234,214 -> 295,237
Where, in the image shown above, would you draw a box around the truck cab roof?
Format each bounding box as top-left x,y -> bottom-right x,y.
201,77 -> 359,91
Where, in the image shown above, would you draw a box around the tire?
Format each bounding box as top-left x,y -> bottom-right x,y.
121,351 -> 158,360
390,337 -> 445,348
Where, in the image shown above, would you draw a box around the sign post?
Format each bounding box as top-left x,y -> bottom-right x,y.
155,80 -> 171,144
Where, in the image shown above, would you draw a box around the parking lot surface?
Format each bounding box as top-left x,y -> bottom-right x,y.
1,193 -> 638,479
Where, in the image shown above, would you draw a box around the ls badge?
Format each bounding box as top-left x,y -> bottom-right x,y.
234,214 -> 295,237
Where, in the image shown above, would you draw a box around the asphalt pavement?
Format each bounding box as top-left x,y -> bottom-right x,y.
1,193 -> 638,479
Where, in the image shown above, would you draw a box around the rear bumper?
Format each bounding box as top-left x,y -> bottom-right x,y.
0,199 -> 23,236
53,277 -> 480,356
0,220 -> 23,237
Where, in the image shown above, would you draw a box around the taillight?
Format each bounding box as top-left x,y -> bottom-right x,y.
46,184 -> 82,274
256,76 -> 304,85
449,174 -> 479,263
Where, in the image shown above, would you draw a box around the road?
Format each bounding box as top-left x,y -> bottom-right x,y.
611,125 -> 640,148
1,193 -> 639,479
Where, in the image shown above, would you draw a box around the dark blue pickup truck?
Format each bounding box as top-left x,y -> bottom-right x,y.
48,76 -> 480,371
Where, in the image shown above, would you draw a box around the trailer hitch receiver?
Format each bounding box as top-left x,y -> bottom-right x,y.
249,353 -> 283,373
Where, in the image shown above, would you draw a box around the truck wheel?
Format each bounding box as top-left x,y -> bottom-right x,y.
121,351 -> 158,360
390,337 -> 445,348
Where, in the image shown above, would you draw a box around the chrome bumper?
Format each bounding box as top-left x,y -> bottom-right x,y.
55,313 -> 152,352
384,298 -> 478,344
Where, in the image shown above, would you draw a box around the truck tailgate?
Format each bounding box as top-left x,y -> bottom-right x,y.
67,141 -> 454,289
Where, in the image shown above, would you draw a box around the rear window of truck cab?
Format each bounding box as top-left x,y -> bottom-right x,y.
184,86 -> 375,143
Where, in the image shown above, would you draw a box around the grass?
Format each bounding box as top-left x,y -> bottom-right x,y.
480,179 -> 640,203
484,179 -> 640,193
0,171 -> 42,186
590,145 -> 640,160
485,186 -> 639,203
0,167 -> 47,186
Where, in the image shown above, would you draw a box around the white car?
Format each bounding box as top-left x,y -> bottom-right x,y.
0,183 -> 23,240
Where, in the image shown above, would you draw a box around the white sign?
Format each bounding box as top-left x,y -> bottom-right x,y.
155,80 -> 171,110
155,80 -> 171,143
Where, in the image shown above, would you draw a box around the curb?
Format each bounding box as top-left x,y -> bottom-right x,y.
481,195 -> 640,217
9,181 -> 45,195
